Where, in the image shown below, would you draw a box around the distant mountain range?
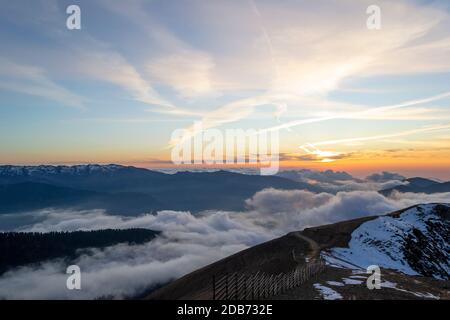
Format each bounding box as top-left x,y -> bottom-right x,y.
1,165 -> 448,215
0,182 -> 161,215
0,165 -> 322,214
380,177 -> 450,196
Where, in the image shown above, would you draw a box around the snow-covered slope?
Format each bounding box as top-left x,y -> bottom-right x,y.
323,204 -> 450,280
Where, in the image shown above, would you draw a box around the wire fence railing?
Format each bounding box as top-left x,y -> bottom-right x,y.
212,259 -> 326,300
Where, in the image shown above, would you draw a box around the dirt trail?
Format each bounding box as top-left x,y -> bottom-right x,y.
292,232 -> 321,260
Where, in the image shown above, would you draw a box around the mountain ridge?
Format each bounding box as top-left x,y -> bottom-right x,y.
381,177 -> 450,195
0,165 -> 321,213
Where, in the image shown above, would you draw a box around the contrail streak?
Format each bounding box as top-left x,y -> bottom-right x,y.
249,0 -> 279,80
303,123 -> 450,148
262,91 -> 450,133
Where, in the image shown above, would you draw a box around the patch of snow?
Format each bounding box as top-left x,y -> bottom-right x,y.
351,269 -> 367,275
410,292 -> 439,300
321,251 -> 362,270
342,278 -> 363,285
313,283 -> 343,300
325,204 -> 449,279
349,275 -> 366,279
379,281 -> 439,299
380,280 -> 397,289
326,281 -> 344,287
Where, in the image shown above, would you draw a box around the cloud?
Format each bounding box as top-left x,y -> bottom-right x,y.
277,168 -> 407,193
0,209 -> 269,299
297,144 -> 352,163
3,0 -> 450,157
0,2 -> 197,117
0,187 -> 449,299
139,0 -> 450,142
260,92 -> 450,137
209,0 -> 450,126
147,51 -> 215,98
388,190 -> 450,204
245,189 -> 333,216
310,179 -> 409,193
278,169 -> 355,184
301,123 -> 450,149
74,50 -> 175,110
244,189 -> 391,229
245,188 -> 450,230
0,58 -> 84,109
366,171 -> 406,183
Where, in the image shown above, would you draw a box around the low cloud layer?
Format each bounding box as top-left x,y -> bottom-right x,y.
246,189 -> 450,229
366,171 -> 406,183
0,189 -> 449,299
277,169 -> 409,192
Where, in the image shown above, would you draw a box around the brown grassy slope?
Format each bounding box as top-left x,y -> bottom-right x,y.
146,232 -> 310,300
145,214 -> 380,300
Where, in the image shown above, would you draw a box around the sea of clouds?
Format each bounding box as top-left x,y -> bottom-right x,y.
0,171 -> 449,299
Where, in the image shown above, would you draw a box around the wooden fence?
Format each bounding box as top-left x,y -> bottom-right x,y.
212,260 -> 326,300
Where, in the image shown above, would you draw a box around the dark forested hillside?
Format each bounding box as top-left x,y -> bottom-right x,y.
0,228 -> 160,274
0,182 -> 162,215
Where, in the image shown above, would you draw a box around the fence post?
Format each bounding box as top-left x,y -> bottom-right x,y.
259,274 -> 264,299
262,274 -> 266,299
243,276 -> 247,300
251,274 -> 255,300
272,275 -> 276,296
294,269 -> 297,287
285,273 -> 288,292
263,275 -> 267,298
276,274 -> 280,295
225,273 -> 229,300
286,272 -> 290,290
255,273 -> 259,300
212,275 -> 216,300
211,260 -> 326,301
234,273 -> 238,300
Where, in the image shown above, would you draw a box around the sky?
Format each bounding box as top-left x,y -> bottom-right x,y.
1,0 -> 450,179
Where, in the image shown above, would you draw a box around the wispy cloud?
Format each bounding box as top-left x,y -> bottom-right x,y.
0,58 -> 84,109
280,149 -> 352,163
301,123 -> 450,149
1,0 -> 450,167
297,144 -> 351,163
263,91 -> 450,133
167,0 -> 450,139
147,51 -> 216,98
74,49 -> 176,109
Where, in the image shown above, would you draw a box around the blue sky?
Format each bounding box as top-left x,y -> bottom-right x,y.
1,0 -> 450,178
